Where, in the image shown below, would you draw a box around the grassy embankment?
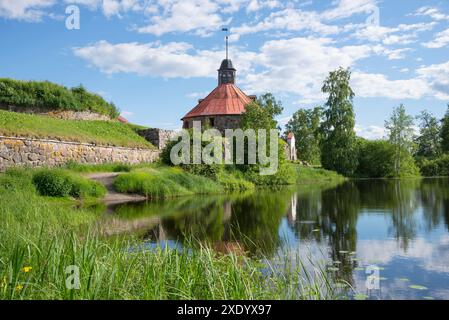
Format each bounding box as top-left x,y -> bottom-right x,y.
0,78 -> 119,118
293,164 -> 346,184
0,110 -> 152,148
0,168 -> 336,300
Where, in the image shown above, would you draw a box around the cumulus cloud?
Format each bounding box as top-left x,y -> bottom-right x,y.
414,6 -> 449,21
73,40 -> 256,78
355,125 -> 387,140
417,61 -> 449,100
423,28 -> 449,49
0,0 -> 56,21
73,36 -> 449,103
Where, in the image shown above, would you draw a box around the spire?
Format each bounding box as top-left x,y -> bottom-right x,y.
218,27 -> 236,86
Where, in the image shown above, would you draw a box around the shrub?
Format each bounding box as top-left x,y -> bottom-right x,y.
32,170 -> 72,197
32,169 -> 106,199
420,154 -> 449,176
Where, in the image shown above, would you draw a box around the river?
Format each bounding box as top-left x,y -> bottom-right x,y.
102,178 -> 449,300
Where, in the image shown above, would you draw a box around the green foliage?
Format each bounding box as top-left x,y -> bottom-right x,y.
385,105 -> 416,177
113,167 -> 224,198
320,68 -> 358,177
160,130 -> 222,179
420,154 -> 449,176
240,102 -> 275,130
0,79 -> 119,118
357,140 -> 395,178
64,162 -> 132,173
285,106 -> 322,164
293,165 -> 345,183
357,139 -> 419,178
415,110 -> 441,159
0,110 -> 153,148
32,169 -> 106,198
241,92 -> 283,130
217,170 -> 255,190
441,105 -> 449,154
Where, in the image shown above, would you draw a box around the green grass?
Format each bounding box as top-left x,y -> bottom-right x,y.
64,162 -> 133,173
0,167 -> 337,300
0,78 -> 119,118
0,110 -> 153,148
114,167 -> 224,198
293,165 -> 346,183
33,169 -> 106,199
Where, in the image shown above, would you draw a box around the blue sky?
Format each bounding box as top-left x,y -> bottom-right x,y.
0,0 -> 448,139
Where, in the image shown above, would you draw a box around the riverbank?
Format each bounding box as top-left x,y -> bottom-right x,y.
0,166 -> 337,300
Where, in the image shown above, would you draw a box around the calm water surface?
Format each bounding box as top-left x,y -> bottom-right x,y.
105,178 -> 449,300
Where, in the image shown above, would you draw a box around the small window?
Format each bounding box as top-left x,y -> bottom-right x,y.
209,118 -> 215,127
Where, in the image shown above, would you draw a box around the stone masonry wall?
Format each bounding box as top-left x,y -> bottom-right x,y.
183,115 -> 242,134
138,128 -> 177,150
0,136 -> 160,172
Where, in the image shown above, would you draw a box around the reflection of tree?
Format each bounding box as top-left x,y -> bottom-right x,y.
358,179 -> 420,250
420,179 -> 449,232
228,191 -> 289,257
162,201 -> 225,243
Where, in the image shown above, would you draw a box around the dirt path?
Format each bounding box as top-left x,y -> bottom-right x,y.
86,172 -> 147,204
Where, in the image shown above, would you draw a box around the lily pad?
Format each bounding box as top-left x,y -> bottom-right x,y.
312,229 -> 320,232
353,293 -> 369,300
423,296 -> 434,300
398,278 -> 410,282
409,285 -> 428,290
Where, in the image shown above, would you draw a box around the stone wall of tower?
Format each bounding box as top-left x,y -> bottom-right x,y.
183,115 -> 242,134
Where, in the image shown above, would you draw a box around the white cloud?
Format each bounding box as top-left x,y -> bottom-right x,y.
73,40 -> 256,78
74,37 -> 449,103
353,23 -> 436,45
232,8 -> 340,37
355,124 -> 386,140
240,37 -> 374,101
423,28 -> 449,49
351,72 -> 429,100
414,6 -> 449,21
135,0 -> 228,37
0,0 -> 55,21
321,0 -> 378,21
417,61 -> 449,100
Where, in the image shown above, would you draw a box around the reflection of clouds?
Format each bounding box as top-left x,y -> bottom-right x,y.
356,235 -> 449,274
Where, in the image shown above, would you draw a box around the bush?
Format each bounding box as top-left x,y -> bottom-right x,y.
356,139 -> 420,178
357,140 -> 396,178
420,154 -> 449,176
32,169 -> 106,199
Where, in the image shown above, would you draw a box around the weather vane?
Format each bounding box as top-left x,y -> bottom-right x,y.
222,27 -> 229,60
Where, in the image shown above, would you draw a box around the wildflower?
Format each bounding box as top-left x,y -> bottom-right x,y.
15,284 -> 24,291
22,266 -> 32,273
1,277 -> 7,289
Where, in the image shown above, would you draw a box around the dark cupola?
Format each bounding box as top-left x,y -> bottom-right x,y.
218,59 -> 236,85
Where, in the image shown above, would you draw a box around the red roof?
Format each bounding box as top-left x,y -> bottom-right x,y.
182,84 -> 252,120
117,116 -> 129,123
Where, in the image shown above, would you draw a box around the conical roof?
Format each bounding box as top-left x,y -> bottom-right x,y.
182,83 -> 252,120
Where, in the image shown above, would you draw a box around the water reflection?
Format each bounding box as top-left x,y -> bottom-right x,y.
105,178 -> 449,300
